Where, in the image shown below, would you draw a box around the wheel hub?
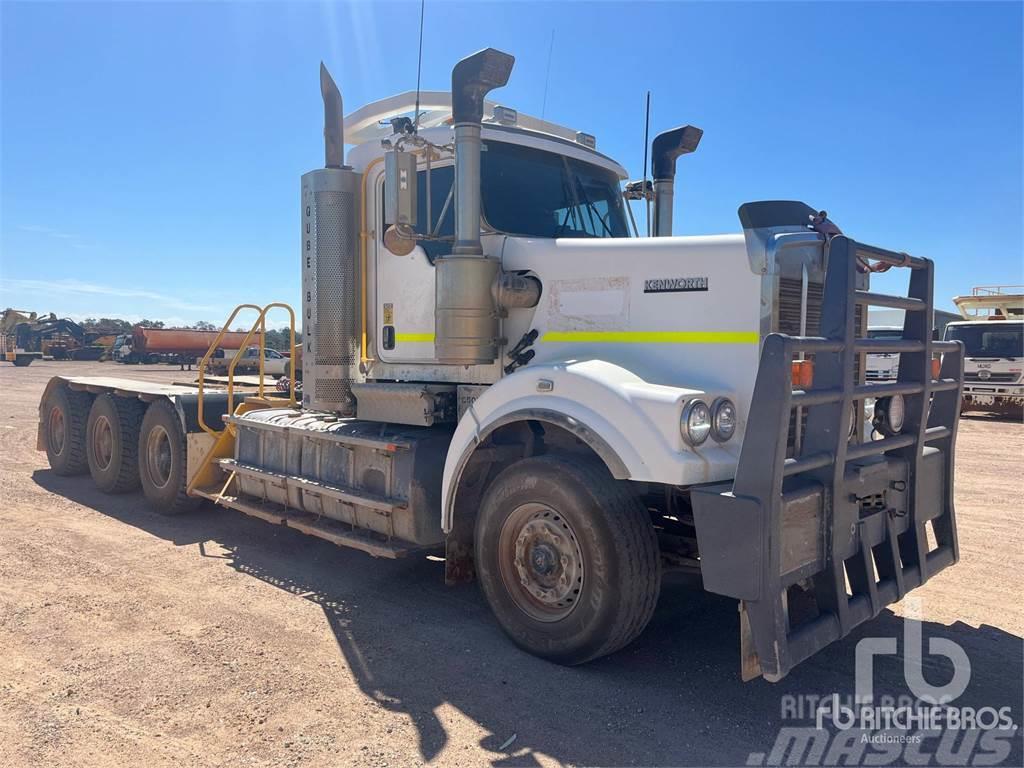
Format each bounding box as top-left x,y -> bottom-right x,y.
145,425 -> 172,489
48,406 -> 65,456
92,416 -> 113,470
500,503 -> 584,622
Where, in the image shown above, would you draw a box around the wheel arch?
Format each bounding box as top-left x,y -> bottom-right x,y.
444,407 -> 631,525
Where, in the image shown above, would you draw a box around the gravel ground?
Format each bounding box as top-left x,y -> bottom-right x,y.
1,361 -> 1021,767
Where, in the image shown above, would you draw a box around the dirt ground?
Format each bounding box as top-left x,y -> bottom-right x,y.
1,360 -> 1022,767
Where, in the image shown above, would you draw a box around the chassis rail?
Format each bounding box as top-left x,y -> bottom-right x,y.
692,235 -> 964,681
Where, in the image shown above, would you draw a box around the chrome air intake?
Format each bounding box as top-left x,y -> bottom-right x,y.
301,64 -> 362,413
434,48 -> 514,365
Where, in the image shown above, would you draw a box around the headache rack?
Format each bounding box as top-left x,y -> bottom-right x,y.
692,235 -> 964,682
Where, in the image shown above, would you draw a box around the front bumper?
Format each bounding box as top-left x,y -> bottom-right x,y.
691,236 -> 964,682
962,384 -> 1024,407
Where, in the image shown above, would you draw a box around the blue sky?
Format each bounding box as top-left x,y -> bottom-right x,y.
2,1 -> 1021,326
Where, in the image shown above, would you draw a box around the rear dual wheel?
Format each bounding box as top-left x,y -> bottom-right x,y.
43,385 -> 92,475
138,400 -> 196,516
86,394 -> 145,493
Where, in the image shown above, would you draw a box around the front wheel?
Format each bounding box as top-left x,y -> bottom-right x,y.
474,454 -> 661,665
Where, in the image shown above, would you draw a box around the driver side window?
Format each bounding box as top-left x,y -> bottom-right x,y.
380,164 -> 455,263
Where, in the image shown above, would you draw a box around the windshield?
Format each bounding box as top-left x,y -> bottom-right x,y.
944,323 -> 1024,358
480,141 -> 630,239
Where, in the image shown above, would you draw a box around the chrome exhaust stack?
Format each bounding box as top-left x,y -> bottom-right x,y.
651,125 -> 703,237
300,63 -> 362,413
434,48 -> 515,364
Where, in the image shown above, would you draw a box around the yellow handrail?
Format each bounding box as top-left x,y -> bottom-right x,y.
196,302 -> 297,436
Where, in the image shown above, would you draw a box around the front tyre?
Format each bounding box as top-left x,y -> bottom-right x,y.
475,454 -> 660,665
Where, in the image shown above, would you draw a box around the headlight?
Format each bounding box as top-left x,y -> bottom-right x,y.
710,397 -> 737,442
681,399 -> 711,447
873,394 -> 906,437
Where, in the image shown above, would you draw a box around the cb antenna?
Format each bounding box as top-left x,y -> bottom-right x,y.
413,0 -> 426,133
540,28 -> 555,120
642,90 -> 651,236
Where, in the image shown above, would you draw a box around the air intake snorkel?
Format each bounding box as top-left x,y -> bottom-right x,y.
433,48 -> 515,364
450,48 -> 515,255
651,125 -> 703,237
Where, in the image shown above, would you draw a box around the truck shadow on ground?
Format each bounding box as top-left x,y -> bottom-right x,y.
33,470 -> 1024,767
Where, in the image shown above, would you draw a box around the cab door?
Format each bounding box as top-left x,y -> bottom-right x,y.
374,162 -> 455,363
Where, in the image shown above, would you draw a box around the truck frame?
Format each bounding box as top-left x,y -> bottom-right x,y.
36,48 -> 965,681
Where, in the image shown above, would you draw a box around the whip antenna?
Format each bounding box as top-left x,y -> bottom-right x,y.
642,90 -> 651,236
541,29 -> 555,120
413,0 -> 425,133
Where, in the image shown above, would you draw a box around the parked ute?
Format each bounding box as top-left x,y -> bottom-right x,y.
36,48 -> 965,682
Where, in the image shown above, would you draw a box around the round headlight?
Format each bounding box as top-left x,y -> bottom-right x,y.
681,399 -> 711,447
710,397 -> 737,442
873,394 -> 906,436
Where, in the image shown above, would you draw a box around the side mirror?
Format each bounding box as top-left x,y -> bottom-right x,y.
384,150 -> 417,228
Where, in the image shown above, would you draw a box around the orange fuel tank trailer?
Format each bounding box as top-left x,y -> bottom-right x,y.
132,327 -> 253,357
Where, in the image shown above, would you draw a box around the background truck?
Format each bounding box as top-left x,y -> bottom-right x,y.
113,326 -> 251,366
945,285 -> 1024,415
36,48 -> 964,682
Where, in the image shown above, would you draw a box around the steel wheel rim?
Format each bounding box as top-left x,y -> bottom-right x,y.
91,415 -> 113,471
145,425 -> 172,489
48,406 -> 66,456
498,502 -> 584,623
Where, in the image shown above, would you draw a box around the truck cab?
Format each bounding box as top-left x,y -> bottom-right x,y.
945,287 -> 1024,413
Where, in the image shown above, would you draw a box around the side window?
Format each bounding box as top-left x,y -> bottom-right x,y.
381,164 -> 455,263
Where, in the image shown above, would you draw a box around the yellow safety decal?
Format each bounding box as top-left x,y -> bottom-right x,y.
395,333 -> 435,343
540,330 -> 759,344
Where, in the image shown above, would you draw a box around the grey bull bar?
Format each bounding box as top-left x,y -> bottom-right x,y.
692,235 -> 965,682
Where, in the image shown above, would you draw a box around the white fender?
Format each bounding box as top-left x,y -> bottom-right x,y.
441,359 -> 742,532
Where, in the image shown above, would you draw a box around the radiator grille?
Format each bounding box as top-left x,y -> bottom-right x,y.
777,277 -> 865,455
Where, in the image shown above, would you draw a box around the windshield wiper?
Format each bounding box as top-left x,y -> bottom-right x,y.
571,169 -> 614,237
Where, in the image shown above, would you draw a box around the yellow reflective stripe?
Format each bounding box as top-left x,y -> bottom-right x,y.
540,330 -> 759,345
395,333 -> 435,342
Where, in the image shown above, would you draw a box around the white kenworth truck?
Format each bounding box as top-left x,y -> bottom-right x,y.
37,49 -> 965,682
945,286 -> 1023,415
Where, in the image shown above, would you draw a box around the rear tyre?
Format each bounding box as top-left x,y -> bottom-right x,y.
474,454 -> 661,665
138,399 -> 197,515
43,384 -> 92,475
86,393 -> 145,493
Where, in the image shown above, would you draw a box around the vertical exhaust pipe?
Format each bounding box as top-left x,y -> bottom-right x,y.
434,48 -> 514,364
320,62 -> 345,169
651,125 -> 702,237
301,63 -> 362,413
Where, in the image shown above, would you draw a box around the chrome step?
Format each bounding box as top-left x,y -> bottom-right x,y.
192,485 -> 417,559
217,458 -> 406,513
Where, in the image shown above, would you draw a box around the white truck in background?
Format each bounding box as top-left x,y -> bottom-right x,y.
865,326 -> 905,382
34,47 -> 966,682
946,286 -> 1024,415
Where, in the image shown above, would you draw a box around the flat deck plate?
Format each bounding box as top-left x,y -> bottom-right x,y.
58,376 -> 217,397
